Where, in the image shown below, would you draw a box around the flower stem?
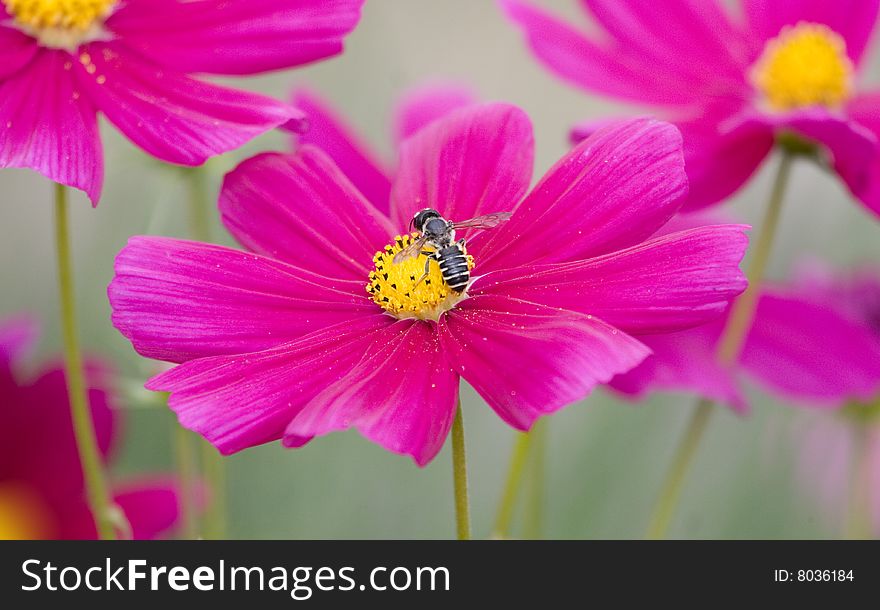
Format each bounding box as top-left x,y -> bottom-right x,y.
54,183 -> 116,540
201,441 -> 227,539
523,418 -> 547,539
174,425 -> 198,539
491,432 -> 533,539
183,164 -> 227,539
716,152 -> 793,366
646,398 -> 713,539
451,399 -> 471,540
646,151 -> 794,540
845,424 -> 873,539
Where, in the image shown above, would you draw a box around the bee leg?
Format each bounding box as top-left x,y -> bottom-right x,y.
412,255 -> 433,288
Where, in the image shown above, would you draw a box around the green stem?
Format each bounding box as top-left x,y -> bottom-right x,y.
451,400 -> 471,540
54,184 -> 116,540
201,442 -> 227,540
646,399 -> 713,539
523,418 -> 547,539
716,152 -> 793,366
646,151 -> 794,540
183,165 -> 228,539
845,424 -> 873,540
174,425 -> 198,539
491,432 -> 533,539
186,164 -> 212,243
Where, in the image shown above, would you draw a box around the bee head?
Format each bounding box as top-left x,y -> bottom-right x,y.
411,208 -> 443,233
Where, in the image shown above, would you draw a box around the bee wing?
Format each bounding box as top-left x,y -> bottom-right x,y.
392,234 -> 429,264
450,211 -> 513,231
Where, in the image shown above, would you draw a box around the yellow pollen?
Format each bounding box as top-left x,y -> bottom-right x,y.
3,0 -> 116,49
367,233 -> 474,321
751,22 -> 853,110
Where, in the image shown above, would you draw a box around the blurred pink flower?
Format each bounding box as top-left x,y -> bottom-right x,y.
500,0 -> 880,217
789,265 -> 880,535
109,106 -> 749,466
292,82 -> 478,212
0,317 -> 179,539
793,409 -> 880,536
0,0 -> 364,204
610,239 -> 880,412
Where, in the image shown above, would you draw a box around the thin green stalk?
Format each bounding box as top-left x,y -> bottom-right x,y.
180,165 -> 228,539
175,425 -> 198,539
186,164 -> 213,242
716,152 -> 793,366
201,441 -> 228,539
523,418 -> 547,539
845,425 -> 872,539
646,151 -> 794,540
491,432 -> 533,539
54,184 -> 116,540
646,399 -> 713,539
451,400 -> 471,540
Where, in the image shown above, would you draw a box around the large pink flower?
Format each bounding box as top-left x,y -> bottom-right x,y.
109,105 -> 749,466
500,0 -> 880,217
0,317 -> 179,539
610,244 -> 880,412
0,0 -> 364,204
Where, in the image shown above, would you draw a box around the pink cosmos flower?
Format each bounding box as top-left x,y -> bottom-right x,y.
108,104 -> 750,466
0,317 -> 179,539
786,264 -> 880,535
0,0 -> 364,204
292,82 -> 477,212
610,239 -> 880,412
500,0 -> 880,216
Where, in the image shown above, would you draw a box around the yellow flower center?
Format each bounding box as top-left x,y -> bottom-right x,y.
0,484 -> 54,540
3,0 -> 116,50
751,22 -> 853,111
367,234 -> 474,321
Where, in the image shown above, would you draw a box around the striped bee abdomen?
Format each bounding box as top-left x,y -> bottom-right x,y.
436,245 -> 470,293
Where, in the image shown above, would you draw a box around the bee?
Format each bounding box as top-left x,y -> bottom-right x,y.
392,208 -> 512,293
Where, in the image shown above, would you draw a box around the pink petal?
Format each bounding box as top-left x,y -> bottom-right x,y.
440,294 -> 650,430
773,109 -> 878,216
743,0 -> 880,65
219,148 -> 395,281
499,0 -> 720,105
0,25 -> 38,79
284,320 -> 458,466
476,119 -> 688,271
581,0 -> 749,86
148,315 -> 394,455
109,236 -> 373,364
392,82 -> 478,143
847,93 -> 880,217
291,88 -> 392,213
75,42 -> 298,166
677,114 -> 774,211
113,478 -> 181,540
608,323 -> 748,413
0,50 -> 103,204
390,103 -> 534,233
476,224 -> 748,335
741,292 -> 880,405
108,0 -> 363,75
7,365 -> 115,503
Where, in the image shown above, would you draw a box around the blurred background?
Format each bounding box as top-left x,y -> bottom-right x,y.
2,0 -> 879,539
